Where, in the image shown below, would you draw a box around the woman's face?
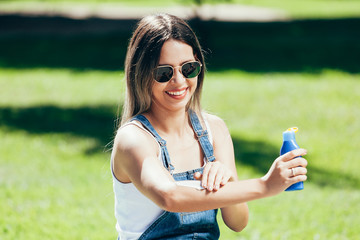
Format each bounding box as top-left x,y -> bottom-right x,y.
151,39 -> 198,113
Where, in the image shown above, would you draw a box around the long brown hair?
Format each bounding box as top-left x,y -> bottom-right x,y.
120,13 -> 206,126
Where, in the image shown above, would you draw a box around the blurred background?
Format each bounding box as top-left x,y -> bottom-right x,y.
1,0 -> 359,239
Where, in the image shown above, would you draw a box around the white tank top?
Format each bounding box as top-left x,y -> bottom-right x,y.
111,119 -> 213,239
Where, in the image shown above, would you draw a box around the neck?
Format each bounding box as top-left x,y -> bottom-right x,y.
145,106 -> 189,137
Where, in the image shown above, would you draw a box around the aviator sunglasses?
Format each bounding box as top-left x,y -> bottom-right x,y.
153,61 -> 202,83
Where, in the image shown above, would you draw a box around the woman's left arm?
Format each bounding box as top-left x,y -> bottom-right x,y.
203,113 -> 249,232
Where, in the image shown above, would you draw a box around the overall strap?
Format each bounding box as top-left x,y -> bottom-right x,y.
188,109 -> 216,163
131,115 -> 175,174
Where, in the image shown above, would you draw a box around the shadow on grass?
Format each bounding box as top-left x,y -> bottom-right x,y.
0,104 -> 359,189
232,137 -> 360,190
0,105 -> 119,154
0,14 -> 359,72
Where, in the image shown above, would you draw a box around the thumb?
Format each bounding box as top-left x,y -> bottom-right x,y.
194,172 -> 202,180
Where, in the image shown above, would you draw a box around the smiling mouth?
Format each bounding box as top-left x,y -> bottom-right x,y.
166,88 -> 187,96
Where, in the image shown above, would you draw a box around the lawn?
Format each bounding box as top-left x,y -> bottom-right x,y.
1,0 -> 360,19
1,1 -> 359,238
1,67 -> 359,239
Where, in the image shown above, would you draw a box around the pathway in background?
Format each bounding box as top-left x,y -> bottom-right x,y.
0,3 -> 289,22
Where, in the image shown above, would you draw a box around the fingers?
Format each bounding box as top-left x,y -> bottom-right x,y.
280,148 -> 307,162
213,167 -> 225,191
288,166 -> 307,178
262,149 -> 308,196
285,157 -> 308,169
289,173 -> 308,184
201,162 -> 217,191
221,169 -> 233,186
201,161 -> 232,191
283,150 -> 308,184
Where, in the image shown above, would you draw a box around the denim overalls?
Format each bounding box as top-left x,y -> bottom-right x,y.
131,109 -> 220,240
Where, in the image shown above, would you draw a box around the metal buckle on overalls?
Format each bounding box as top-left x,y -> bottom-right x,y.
196,130 -> 208,139
159,139 -> 166,146
206,155 -> 216,162
168,163 -> 175,175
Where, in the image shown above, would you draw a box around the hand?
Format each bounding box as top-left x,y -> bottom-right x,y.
261,148 -> 308,197
194,161 -> 235,191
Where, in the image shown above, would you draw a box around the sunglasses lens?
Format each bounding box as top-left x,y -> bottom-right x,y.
182,62 -> 201,78
154,66 -> 173,82
153,62 -> 201,82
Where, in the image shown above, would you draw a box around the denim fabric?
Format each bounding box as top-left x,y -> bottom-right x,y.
131,110 -> 220,240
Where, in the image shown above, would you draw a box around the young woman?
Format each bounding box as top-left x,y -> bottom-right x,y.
111,13 -> 308,240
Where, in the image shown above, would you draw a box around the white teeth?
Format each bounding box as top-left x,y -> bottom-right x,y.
167,89 -> 186,96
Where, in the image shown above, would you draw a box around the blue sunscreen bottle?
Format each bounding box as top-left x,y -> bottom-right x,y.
280,127 -> 304,191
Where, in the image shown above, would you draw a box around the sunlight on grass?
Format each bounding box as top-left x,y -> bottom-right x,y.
233,0 -> 360,19
0,68 -> 124,107
203,70 -> 360,176
0,130 -> 115,239
1,0 -> 360,19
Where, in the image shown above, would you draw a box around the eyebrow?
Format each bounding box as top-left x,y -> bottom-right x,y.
158,59 -> 196,67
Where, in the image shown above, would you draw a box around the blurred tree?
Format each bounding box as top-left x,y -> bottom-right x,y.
184,0 -> 233,19
190,0 -> 233,5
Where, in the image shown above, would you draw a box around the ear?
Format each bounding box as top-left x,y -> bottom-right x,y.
194,53 -> 199,62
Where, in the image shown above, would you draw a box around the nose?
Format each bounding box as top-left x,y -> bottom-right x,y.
171,66 -> 185,83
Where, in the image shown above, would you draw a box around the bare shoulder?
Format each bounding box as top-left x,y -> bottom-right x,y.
202,113 -> 236,169
112,123 -> 159,182
203,112 -> 233,154
202,112 -> 230,134
114,123 -> 158,155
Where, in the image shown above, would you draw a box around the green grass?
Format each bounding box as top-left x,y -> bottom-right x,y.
232,0 -> 360,19
1,0 -> 360,19
1,67 -> 360,239
0,69 -> 120,239
203,70 -> 360,239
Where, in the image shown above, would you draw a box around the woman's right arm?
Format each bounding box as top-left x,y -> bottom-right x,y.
112,125 -> 308,213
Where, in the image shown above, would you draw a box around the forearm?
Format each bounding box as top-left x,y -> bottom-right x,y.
163,178 -> 266,213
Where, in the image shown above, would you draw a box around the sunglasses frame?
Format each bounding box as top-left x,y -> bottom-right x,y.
153,61 -> 202,83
